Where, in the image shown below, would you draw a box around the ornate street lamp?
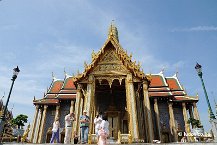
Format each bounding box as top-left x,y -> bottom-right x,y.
195,63 -> 216,120
0,66 -> 20,141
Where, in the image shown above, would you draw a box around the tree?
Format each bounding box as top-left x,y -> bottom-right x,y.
11,114 -> 28,129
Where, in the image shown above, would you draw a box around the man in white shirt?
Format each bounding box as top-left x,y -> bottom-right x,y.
64,113 -> 76,144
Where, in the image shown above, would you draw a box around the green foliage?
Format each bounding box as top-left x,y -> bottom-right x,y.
11,114 -> 28,129
187,117 -> 203,128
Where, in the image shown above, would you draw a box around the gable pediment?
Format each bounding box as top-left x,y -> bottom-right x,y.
73,26 -> 147,83
91,48 -> 129,75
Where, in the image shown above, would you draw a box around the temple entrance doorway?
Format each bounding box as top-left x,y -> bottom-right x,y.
95,78 -> 127,139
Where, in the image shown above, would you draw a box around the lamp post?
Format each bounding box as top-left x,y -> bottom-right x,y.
195,63 -> 216,120
0,66 -> 20,141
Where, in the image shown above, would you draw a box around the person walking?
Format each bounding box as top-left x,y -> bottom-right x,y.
80,110 -> 90,144
94,113 -> 102,139
98,114 -> 109,145
50,117 -> 60,143
64,113 -> 76,144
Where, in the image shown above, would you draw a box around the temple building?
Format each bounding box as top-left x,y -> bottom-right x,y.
30,24 -> 200,143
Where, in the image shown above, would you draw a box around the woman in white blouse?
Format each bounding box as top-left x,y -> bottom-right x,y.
100,115 -> 109,136
98,114 -> 109,145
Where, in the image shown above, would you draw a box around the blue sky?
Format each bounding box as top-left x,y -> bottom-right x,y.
0,0 -> 217,132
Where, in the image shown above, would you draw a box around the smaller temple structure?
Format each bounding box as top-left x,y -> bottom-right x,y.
30,24 -> 201,143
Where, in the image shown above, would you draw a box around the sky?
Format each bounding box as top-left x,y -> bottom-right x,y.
0,0 -> 217,132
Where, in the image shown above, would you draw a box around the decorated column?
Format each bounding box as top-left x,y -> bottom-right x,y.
125,74 -> 139,140
38,105 -> 48,143
35,108 -> 43,143
55,105 -> 60,120
70,100 -> 75,114
73,84 -> 82,134
182,102 -> 190,141
30,105 -> 39,142
70,100 -> 75,139
78,96 -> 84,136
189,105 -> 194,119
85,75 -> 95,116
168,102 -> 178,142
154,98 -> 161,141
142,81 -> 154,142
193,102 -> 200,120
85,75 -> 95,134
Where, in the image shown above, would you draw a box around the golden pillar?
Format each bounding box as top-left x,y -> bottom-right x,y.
142,81 -> 154,143
125,74 -> 139,140
70,100 -> 75,114
38,105 -> 48,143
30,105 -> 39,143
85,75 -> 95,116
78,96 -> 84,135
86,75 -> 95,134
55,105 -> 60,120
168,102 -> 178,142
70,100 -> 75,139
193,102 -> 200,120
154,98 -> 161,141
182,102 -> 190,141
36,107 -> 43,143
73,84 -> 82,134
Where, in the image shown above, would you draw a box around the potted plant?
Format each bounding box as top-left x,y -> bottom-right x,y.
187,117 -> 204,136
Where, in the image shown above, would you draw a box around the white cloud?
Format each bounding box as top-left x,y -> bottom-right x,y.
171,26 -> 217,32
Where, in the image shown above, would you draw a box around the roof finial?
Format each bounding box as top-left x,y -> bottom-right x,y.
160,67 -> 165,74
52,72 -> 57,81
64,68 -> 67,76
108,20 -> 119,42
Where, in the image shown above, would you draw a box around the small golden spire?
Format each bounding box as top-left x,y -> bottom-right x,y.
108,20 -> 119,42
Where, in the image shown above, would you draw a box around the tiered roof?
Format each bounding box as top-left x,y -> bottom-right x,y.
149,71 -> 198,102
72,23 -> 147,82
33,74 -> 77,105
33,23 -> 198,105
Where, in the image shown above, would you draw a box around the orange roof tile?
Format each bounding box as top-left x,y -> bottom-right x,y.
62,77 -> 76,89
48,80 -> 63,93
166,78 -> 182,91
149,75 -> 167,87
